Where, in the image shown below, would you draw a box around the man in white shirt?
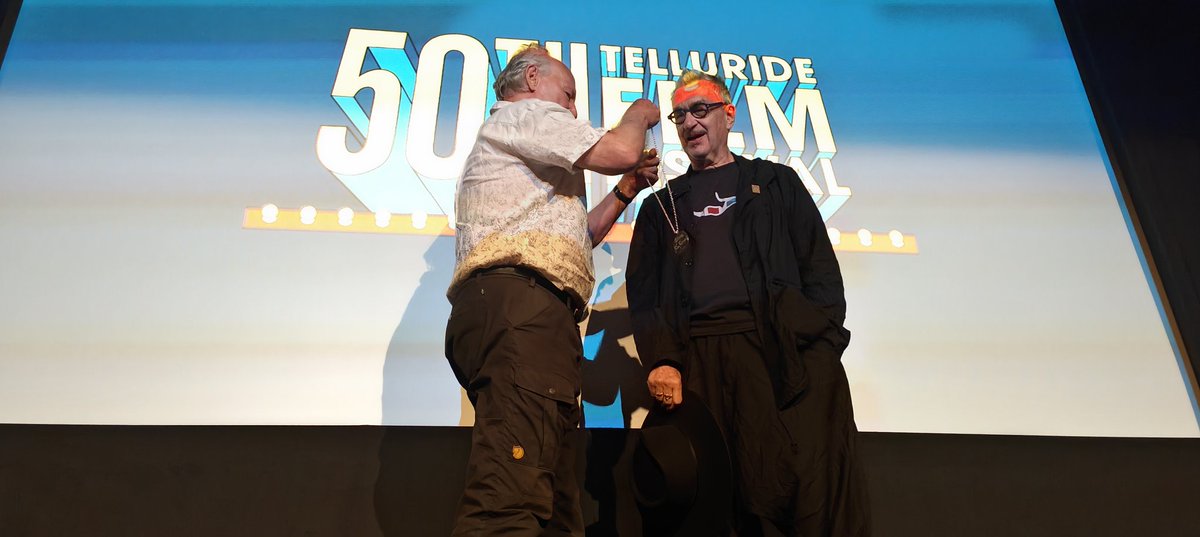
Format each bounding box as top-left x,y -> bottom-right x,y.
444,44 -> 659,536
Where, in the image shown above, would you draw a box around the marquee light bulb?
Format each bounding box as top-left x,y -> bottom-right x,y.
261,204 -> 278,224
857,229 -> 872,247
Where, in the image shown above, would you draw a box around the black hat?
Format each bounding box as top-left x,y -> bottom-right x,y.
630,390 -> 732,537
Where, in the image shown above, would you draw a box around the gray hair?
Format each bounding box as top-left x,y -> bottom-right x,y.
493,43 -> 554,99
675,69 -> 732,104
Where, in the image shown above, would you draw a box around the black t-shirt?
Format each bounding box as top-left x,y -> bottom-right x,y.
684,162 -> 755,335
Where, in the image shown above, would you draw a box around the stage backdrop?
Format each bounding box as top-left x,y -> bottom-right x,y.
1,0 -> 1195,437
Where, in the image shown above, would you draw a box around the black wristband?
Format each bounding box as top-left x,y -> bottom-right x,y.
611,184 -> 634,205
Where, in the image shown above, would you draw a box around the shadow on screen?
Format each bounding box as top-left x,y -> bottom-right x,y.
580,280 -> 652,536
379,235 -> 461,426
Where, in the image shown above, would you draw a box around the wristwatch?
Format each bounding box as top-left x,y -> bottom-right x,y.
611,184 -> 634,205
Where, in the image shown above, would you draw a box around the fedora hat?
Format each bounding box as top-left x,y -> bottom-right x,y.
629,390 -> 732,536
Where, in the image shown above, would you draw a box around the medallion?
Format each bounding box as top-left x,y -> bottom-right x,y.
672,230 -> 692,256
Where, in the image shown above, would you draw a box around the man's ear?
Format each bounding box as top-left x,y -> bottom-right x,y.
725,103 -> 737,128
525,64 -> 539,92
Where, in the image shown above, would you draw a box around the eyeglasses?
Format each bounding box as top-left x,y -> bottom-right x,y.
666,102 -> 727,124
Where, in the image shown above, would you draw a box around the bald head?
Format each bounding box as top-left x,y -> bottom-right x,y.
492,44 -> 579,117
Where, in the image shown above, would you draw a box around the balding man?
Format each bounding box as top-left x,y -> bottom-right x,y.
627,70 -> 870,536
444,44 -> 659,536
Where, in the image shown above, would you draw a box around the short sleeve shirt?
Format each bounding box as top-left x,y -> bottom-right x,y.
449,99 -> 607,306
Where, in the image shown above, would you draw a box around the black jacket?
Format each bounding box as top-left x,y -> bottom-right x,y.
627,156 -> 851,409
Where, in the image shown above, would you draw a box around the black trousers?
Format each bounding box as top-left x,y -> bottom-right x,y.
445,271 -> 585,537
687,331 -> 871,537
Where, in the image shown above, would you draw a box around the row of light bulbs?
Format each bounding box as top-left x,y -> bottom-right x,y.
259,203 -> 456,230
256,204 -> 909,249
829,227 -> 907,249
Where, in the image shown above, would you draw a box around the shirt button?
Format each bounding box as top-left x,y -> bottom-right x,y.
548,387 -> 557,395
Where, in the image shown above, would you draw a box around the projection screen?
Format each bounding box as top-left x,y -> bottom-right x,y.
1,0 -> 1195,437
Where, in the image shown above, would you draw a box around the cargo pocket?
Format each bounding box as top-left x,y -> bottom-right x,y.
501,366 -> 578,520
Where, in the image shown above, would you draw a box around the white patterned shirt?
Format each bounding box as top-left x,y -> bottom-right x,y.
449,99 -> 607,307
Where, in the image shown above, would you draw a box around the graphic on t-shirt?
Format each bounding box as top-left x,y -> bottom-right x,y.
694,192 -> 736,217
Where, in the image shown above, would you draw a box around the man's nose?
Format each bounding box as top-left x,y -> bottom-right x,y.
675,119 -> 690,136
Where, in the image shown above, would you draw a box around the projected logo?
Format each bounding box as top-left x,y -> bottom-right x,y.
243,28 -> 916,255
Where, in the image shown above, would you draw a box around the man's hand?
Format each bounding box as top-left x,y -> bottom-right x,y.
616,148 -> 660,200
625,98 -> 661,129
647,364 -> 683,410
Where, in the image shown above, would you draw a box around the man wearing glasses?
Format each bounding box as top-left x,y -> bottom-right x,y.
445,44 -> 659,536
627,70 -> 871,536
